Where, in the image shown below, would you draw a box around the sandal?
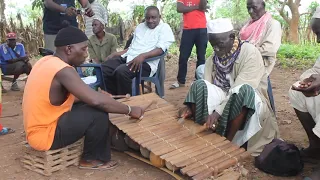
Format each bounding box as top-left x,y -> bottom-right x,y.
79,160 -> 118,170
169,82 -> 185,90
0,127 -> 15,135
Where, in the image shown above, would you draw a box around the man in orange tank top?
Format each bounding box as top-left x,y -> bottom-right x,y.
170,0 -> 208,89
23,26 -> 145,170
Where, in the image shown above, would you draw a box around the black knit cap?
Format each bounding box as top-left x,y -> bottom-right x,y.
54,26 -> 88,47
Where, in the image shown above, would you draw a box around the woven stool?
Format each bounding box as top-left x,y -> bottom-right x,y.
21,139 -> 83,176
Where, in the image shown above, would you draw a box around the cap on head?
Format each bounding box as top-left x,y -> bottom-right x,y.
207,18 -> 234,34
6,32 -> 17,40
54,26 -> 88,47
313,6 -> 320,19
93,16 -> 106,27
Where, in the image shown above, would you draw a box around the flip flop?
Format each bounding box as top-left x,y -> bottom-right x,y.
169,82 -> 185,90
0,127 -> 15,135
300,148 -> 320,164
97,160 -> 118,170
79,160 -> 118,170
79,160 -> 103,170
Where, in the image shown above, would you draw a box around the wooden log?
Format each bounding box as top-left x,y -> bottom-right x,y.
191,151 -> 250,180
152,133 -> 222,156
185,148 -> 245,176
142,131 -> 210,149
111,105 -> 177,126
162,136 -> 226,160
134,126 -> 185,145
148,133 -> 203,152
128,122 -> 181,139
173,141 -> 231,167
180,145 -> 241,174
115,110 -> 178,131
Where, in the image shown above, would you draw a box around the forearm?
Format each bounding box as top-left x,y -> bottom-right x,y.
7,58 -> 23,64
113,49 -> 128,57
44,0 -> 66,12
177,3 -> 199,13
140,48 -> 163,59
95,95 -> 130,115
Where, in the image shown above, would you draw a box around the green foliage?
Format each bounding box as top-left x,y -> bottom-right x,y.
162,1 -> 181,33
169,42 -> 214,59
277,44 -> 320,69
169,42 -> 320,69
32,0 -> 43,10
108,12 -> 121,27
215,0 -> 248,25
132,5 -> 145,24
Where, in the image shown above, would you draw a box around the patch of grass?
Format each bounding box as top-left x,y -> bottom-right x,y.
277,43 -> 320,69
169,42 -> 320,69
168,42 -> 214,59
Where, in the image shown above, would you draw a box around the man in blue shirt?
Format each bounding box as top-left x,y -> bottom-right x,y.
43,0 -> 94,51
0,33 -> 32,92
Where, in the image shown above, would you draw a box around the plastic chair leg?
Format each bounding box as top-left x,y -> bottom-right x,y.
267,76 -> 276,113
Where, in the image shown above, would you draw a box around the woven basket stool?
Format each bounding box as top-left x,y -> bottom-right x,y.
20,139 -> 83,176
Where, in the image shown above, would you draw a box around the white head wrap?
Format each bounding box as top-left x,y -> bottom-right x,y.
313,6 -> 320,19
207,18 -> 234,34
93,16 -> 106,27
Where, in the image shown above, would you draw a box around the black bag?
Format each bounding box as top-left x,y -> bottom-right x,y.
255,138 -> 304,177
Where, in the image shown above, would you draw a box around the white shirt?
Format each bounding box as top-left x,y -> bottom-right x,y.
122,21 -> 175,77
84,0 -> 108,38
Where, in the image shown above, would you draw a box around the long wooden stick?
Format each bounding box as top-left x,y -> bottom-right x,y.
111,94 -> 131,99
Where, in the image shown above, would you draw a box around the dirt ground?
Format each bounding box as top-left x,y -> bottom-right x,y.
0,58 -> 317,180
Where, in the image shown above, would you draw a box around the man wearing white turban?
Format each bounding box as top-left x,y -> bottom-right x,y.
288,6 -> 320,164
88,17 -> 118,64
179,18 -> 279,156
84,0 -> 108,38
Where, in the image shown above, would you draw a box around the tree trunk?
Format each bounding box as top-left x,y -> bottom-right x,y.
288,4 -> 300,44
0,0 -> 6,24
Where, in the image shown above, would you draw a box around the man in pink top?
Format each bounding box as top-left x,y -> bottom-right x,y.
170,0 -> 208,89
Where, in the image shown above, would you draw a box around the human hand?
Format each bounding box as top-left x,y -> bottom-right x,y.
98,88 -> 112,97
291,74 -> 320,97
129,106 -> 144,119
199,0 -> 209,11
84,7 -> 94,17
205,111 -> 220,130
65,7 -> 77,16
127,54 -> 145,73
105,54 -> 115,61
23,56 -> 29,62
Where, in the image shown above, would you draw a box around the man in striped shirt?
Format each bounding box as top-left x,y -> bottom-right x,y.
84,0 -> 108,38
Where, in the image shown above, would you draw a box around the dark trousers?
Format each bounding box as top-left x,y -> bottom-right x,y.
177,28 -> 208,84
50,103 -> 111,162
101,56 -> 151,95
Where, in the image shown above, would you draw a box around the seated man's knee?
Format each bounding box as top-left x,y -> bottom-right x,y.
114,65 -> 130,77
92,109 -> 109,127
288,81 -> 304,104
239,84 -> 254,93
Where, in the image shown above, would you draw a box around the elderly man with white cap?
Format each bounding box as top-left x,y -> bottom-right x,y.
179,18 -> 279,156
88,16 -> 118,64
289,7 -> 320,165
